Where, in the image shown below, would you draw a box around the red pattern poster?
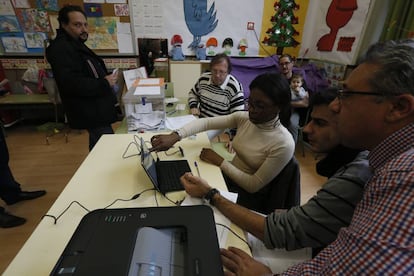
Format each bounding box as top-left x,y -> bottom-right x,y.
299,0 -> 372,65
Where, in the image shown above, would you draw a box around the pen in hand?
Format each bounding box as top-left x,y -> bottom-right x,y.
194,161 -> 201,177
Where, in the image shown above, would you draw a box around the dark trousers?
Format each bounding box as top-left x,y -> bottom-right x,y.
0,128 -> 21,204
87,125 -> 114,151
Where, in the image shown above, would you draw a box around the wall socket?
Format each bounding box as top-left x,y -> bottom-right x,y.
247,22 -> 255,30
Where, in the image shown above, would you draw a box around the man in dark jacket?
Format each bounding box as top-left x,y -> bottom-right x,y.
0,127 -> 46,228
46,5 -> 119,150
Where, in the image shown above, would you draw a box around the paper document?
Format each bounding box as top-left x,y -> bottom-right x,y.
122,67 -> 147,90
138,78 -> 162,85
165,97 -> 179,104
134,85 -> 161,95
181,190 -> 238,248
248,233 -> 312,274
165,115 -> 197,130
126,110 -> 164,131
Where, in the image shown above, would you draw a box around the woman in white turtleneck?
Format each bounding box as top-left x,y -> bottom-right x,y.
151,73 -> 294,194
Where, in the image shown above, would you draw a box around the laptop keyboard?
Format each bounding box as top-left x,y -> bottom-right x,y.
156,160 -> 191,193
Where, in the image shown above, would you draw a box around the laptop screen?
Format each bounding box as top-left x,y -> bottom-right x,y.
140,137 -> 159,189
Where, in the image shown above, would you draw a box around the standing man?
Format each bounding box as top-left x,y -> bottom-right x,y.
0,128 -> 46,228
188,53 -> 245,139
46,5 -> 119,151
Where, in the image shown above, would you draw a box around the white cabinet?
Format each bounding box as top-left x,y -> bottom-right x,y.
169,60 -> 210,98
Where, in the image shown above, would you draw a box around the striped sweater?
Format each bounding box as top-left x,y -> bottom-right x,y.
188,72 -> 245,118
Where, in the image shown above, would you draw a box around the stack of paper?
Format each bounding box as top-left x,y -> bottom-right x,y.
127,110 -> 164,132
134,78 -> 164,96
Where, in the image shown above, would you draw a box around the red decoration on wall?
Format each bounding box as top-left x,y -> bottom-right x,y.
337,37 -> 356,52
317,0 -> 358,52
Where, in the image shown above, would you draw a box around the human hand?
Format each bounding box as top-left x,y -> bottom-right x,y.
104,74 -> 118,87
226,141 -> 235,153
190,107 -> 200,116
180,172 -> 211,198
221,247 -> 272,276
200,148 -> 224,166
150,133 -> 179,151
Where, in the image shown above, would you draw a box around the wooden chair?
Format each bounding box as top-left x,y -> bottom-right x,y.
41,78 -> 69,145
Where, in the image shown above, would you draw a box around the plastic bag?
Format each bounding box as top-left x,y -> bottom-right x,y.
22,64 -> 39,83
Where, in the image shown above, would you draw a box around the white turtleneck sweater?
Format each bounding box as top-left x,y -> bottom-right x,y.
179,111 -> 295,193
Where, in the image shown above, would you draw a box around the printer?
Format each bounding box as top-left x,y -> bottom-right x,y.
51,205 -> 224,276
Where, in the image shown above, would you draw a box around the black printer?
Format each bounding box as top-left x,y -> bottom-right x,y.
51,205 -> 224,276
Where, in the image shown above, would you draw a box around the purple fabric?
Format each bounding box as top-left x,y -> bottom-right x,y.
230,55 -> 329,98
230,55 -> 278,98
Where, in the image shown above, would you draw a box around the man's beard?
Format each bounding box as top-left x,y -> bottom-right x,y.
79,32 -> 88,43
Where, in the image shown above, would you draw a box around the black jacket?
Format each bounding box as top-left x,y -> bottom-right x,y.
46,29 -> 117,129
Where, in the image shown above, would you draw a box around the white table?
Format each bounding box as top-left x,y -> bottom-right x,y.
4,132 -> 248,275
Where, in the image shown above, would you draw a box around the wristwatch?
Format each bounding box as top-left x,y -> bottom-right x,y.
173,129 -> 183,141
204,188 -> 220,206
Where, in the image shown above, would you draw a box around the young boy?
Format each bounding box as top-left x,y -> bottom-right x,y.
289,74 -> 309,143
290,74 -> 308,102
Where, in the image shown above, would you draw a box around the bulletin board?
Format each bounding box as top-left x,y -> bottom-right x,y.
0,0 -> 132,55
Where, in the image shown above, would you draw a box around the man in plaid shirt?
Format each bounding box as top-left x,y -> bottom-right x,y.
221,39 -> 414,275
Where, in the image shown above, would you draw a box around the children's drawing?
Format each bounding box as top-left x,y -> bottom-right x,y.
84,3 -> 103,17
1,36 -> 27,52
12,0 -> 30,8
114,4 -> 129,16
183,0 -> 218,49
85,17 -> 118,50
0,15 -> 21,32
0,0 -> 15,15
15,8 -> 51,32
24,32 -> 46,48
317,0 -> 358,52
35,0 -> 59,11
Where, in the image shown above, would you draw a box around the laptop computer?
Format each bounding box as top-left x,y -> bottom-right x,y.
140,137 -> 191,194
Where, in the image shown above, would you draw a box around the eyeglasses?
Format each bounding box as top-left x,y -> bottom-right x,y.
279,61 -> 292,66
211,69 -> 228,76
245,98 -> 275,111
337,89 -> 383,100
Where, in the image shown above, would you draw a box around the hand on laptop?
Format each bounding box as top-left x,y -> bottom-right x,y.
180,172 -> 211,198
150,133 -> 180,151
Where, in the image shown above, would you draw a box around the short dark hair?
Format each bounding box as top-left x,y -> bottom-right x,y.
279,54 -> 293,63
249,72 -> 291,128
291,73 -> 303,82
309,88 -> 338,107
58,5 -> 87,28
210,53 -> 232,73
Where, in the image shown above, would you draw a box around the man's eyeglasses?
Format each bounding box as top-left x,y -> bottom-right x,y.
337,89 -> 383,100
279,61 -> 292,66
211,69 -> 228,76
